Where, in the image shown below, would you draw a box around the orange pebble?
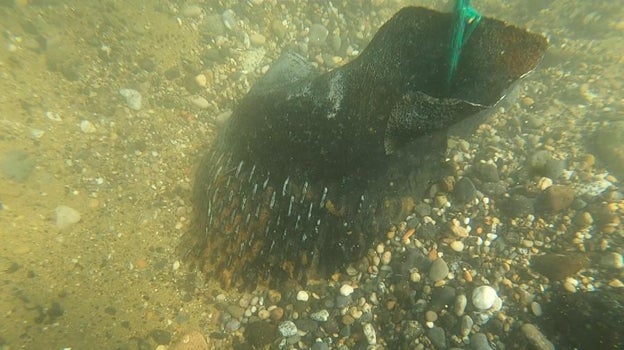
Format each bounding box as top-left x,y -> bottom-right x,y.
402,228 -> 416,243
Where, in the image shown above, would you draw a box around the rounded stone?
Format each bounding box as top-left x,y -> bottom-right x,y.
339,284 -> 354,296
278,320 -> 298,337
429,258 -> 449,282
472,285 -> 498,310
296,290 -> 309,301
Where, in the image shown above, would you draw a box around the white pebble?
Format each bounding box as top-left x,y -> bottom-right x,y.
450,240 -> 464,252
472,285 -> 498,310
55,205 -> 81,229
195,74 -> 207,87
296,290 -> 309,302
339,284 -> 354,296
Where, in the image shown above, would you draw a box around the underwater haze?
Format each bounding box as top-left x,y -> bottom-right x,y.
0,0 -> 622,349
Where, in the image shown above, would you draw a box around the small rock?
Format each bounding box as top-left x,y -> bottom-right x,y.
310,309 -> 329,322
591,121 -> 624,180
427,326 -> 446,349
472,285 -> 498,310
171,330 -> 208,350
278,320 -> 297,337
119,88 -> 142,110
249,33 -> 266,46
194,74 -> 207,87
471,332 -> 493,350
450,240 -> 464,252
536,185 -> 574,213
600,252 -> 623,269
530,301 -> 543,317
521,323 -> 555,350
225,319 -> 240,332
453,177 -> 477,204
474,163 -> 499,182
429,258 -> 449,282
528,150 -> 553,176
182,5 -> 203,18
502,194 -> 534,218
296,290 -> 309,301
244,321 -> 277,347
270,307 -> 284,322
339,284 -> 354,296
363,323 -> 376,345
258,309 -> 270,320
454,294 -> 467,316
55,205 -> 81,230
460,315 -> 473,337
531,253 -> 589,280
308,23 -> 329,46
191,96 -> 210,109
80,120 -> 96,133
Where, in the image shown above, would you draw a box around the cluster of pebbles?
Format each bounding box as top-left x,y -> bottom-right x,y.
165,1 -> 623,349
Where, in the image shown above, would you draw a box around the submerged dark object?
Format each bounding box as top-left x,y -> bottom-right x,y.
542,289 -> 624,349
180,7 -> 547,289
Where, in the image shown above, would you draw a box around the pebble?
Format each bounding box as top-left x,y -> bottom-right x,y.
308,23 -> 329,46
224,319 -> 240,332
221,9 -> 236,30
80,120 -> 96,133
296,290 -> 309,301
182,5 -> 203,18
55,205 -> 81,229
249,33 -> 266,46
362,323 -> 376,345
258,309 -> 270,320
425,310 -> 438,322
460,315 -> 473,337
427,326 -> 446,349
453,177 -> 477,204
270,307 -> 284,322
528,150 -> 553,176
194,74 -> 207,87
429,258 -> 449,282
454,294 -> 467,316
536,185 -> 575,213
381,251 -> 392,265
600,252 -> 623,269
191,96 -> 210,109
471,332 -> 493,350
521,323 -> 555,350
119,88 -> 142,110
245,321 -> 277,346
310,309 -> 329,322
339,284 -> 354,297
450,240 -> 464,252
474,162 -> 499,182
278,320 -> 298,337
530,301 -> 543,317
471,285 -> 498,310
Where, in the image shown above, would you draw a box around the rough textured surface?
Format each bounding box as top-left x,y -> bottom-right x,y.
180,6 -> 548,289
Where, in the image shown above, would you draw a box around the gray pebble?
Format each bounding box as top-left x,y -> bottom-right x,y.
521,323 -> 555,350
225,318 -> 240,332
474,163 -> 499,182
427,326 -> 446,349
455,294 -> 467,316
460,315 -> 473,337
308,23 -> 329,46
311,341 -> 330,350
471,332 -> 493,350
55,205 -> 81,230
530,301 -> 543,317
429,258 -> 449,282
453,177 -> 477,204
278,320 -> 298,337
528,150 -> 553,176
119,88 -> 142,110
600,252 -> 623,269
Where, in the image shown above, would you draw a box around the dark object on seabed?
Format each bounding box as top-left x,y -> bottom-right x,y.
179,6 -> 548,289
542,289 -> 624,349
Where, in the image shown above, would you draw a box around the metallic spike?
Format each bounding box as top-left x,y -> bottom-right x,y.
276,214 -> 281,227
248,230 -> 255,246
229,207 -> 238,224
241,197 -> 247,211
251,183 -> 258,200
358,194 -> 365,212
269,240 -> 276,253
282,176 -> 290,197
319,187 -> 328,208
262,172 -> 270,190
302,232 -> 308,243
307,202 -> 313,220
264,221 -> 271,236
294,214 -> 301,230
282,228 -> 288,239
235,160 -> 244,177
287,195 -> 294,217
254,205 -> 261,218
300,181 -> 308,203
214,165 -> 223,180
226,175 -> 232,188
248,164 -> 256,183
269,191 -> 276,209
245,212 -> 251,225
238,241 -> 245,257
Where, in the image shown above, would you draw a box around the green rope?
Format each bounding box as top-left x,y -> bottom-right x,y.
448,0 -> 482,84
